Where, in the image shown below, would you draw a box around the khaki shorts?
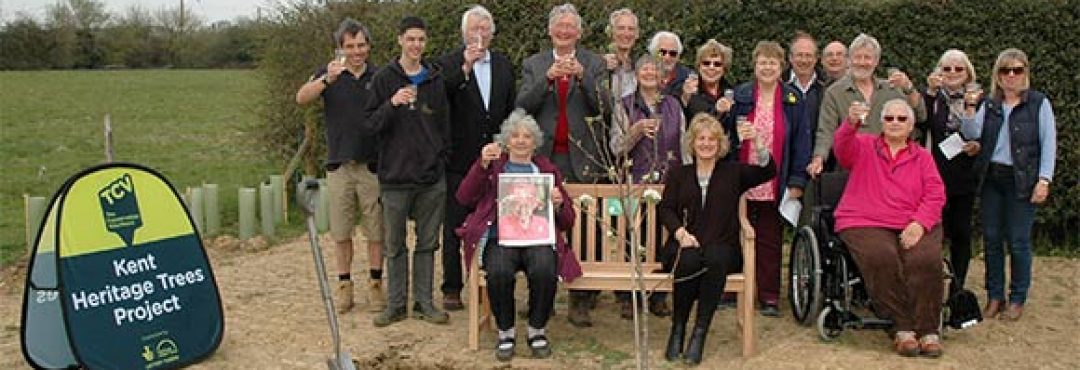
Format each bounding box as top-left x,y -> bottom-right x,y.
327,161 -> 383,243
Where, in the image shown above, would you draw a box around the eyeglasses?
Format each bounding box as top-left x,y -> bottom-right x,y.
882,115 -> 909,123
658,48 -> 679,57
942,66 -> 965,73
998,66 -> 1026,75
700,60 -> 724,68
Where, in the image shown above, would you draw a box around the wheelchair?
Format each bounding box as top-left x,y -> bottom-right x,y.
787,172 -> 981,341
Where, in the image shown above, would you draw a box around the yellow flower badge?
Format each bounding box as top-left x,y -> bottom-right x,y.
786,92 -> 798,105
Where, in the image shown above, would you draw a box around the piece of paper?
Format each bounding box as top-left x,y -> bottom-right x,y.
939,132 -> 965,160
779,189 -> 802,227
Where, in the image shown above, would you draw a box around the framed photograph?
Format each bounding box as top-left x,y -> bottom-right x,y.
497,173 -> 555,247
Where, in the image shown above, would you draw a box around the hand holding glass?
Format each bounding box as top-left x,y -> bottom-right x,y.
736,115 -> 752,141
964,82 -> 982,107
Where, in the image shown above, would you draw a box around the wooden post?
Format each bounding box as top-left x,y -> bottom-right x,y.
238,188 -> 256,240
203,183 -> 220,236
24,195 -> 47,252
103,113 -> 114,162
260,182 -> 275,240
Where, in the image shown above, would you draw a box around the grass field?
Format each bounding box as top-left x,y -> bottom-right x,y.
0,69 -> 282,265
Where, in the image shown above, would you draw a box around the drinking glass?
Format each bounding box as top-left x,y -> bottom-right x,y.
334,48 -> 347,64
407,84 -> 418,110
964,82 -> 982,107
736,115 -> 751,141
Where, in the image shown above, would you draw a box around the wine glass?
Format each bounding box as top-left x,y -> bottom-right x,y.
964,82 -> 982,107
407,84 -> 418,110
334,48 -> 347,65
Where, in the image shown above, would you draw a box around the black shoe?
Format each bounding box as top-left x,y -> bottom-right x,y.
495,337 -> 515,362
649,300 -> 672,317
619,300 -> 634,320
683,327 -> 707,366
664,324 -> 686,361
528,335 -> 551,359
568,296 -> 593,327
718,296 -> 737,310
759,303 -> 780,317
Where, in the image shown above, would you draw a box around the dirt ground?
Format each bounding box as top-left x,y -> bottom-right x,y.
2,232 -> 1078,369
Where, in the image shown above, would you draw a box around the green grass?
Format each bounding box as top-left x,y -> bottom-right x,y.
0,69 -> 284,265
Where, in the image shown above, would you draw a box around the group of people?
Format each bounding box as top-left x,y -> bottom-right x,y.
295,3 -> 1058,364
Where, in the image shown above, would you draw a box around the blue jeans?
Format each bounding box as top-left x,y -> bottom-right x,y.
381,180 -> 446,311
980,173 -> 1035,304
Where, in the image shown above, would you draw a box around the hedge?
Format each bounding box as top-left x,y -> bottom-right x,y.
257,0 -> 1078,251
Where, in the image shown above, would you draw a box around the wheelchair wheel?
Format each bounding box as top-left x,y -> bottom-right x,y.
816,306 -> 843,341
789,226 -> 823,326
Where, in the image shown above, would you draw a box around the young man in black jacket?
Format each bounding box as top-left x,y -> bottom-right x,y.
363,16 -> 452,327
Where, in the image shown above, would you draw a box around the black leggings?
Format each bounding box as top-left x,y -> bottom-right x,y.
482,239 -> 558,331
942,193 -> 975,288
672,244 -> 737,329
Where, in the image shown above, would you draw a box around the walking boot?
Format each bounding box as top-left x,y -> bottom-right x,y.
664,322 -> 687,361
368,279 -> 386,313
567,295 -> 593,327
683,326 -> 708,366
335,280 -> 354,314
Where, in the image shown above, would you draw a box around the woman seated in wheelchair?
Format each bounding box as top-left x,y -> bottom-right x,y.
455,109 -> 579,361
833,98 -> 947,357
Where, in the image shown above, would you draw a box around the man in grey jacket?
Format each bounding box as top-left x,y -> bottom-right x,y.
516,3 -> 608,327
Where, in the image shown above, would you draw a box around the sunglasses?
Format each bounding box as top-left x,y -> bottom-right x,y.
882,115 -> 909,123
942,66 -> 965,73
658,48 -> 679,57
700,60 -> 724,68
998,66 -> 1026,75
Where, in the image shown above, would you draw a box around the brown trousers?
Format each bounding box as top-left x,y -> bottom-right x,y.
839,226 -> 944,336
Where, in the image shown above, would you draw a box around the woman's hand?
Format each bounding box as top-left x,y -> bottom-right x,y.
899,222 -> 925,249
479,142 -> 502,169
551,189 -> 563,207
714,97 -> 733,114
962,141 -> 981,156
675,227 -> 700,248
1031,181 -> 1050,204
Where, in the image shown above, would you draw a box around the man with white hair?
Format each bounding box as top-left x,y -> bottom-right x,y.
436,4 -> 517,312
647,31 -> 693,97
808,33 -> 926,177
516,2 -> 607,327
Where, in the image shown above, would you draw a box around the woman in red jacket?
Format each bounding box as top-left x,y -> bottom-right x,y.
833,98 -> 946,357
455,109 -> 578,362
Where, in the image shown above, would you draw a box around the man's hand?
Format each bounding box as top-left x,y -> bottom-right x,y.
462,43 -> 484,75
325,60 -> 345,84
899,222 -> 925,249
787,187 -> 804,199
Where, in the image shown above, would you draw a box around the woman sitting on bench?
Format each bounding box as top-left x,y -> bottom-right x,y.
658,113 -> 774,365
455,109 -> 579,362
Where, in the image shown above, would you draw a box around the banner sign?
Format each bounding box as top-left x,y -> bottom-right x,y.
22,163 -> 223,369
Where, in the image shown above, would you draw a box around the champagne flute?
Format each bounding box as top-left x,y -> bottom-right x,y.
964,82 -> 982,108
723,88 -> 734,101
853,101 -> 870,123
407,84 -> 418,110
334,48 -> 347,65
736,115 -> 751,142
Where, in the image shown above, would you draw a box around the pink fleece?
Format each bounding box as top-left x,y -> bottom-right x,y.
832,120 -> 945,233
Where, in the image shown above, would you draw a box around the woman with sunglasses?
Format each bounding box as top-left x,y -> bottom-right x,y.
681,39 -> 737,156
919,49 -> 981,289
834,98 -> 947,357
724,41 -> 811,317
961,48 -> 1057,321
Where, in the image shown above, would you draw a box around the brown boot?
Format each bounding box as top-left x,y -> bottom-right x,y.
1002,303 -> 1023,321
367,279 -> 386,313
335,280 -> 354,314
983,299 -> 1004,319
443,292 -> 464,311
568,296 -> 593,327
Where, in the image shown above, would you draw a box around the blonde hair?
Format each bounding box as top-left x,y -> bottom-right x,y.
990,48 -> 1030,99
752,40 -> 787,70
694,39 -> 733,70
935,49 -> 977,85
684,113 -> 731,159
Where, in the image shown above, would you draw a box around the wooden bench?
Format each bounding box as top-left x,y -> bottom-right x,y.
466,184 -> 756,357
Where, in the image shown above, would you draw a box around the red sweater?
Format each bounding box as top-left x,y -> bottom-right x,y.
833,120 -> 945,233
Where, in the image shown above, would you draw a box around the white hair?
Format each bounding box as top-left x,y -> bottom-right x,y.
460,5 -> 495,43
547,3 -> 582,33
848,33 -> 881,59
880,98 -> 915,121
496,108 -> 545,149
647,31 -> 683,55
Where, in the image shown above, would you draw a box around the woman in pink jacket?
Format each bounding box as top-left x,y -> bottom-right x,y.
833,98 -> 946,358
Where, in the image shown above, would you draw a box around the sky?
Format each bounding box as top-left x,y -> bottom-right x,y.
0,0 -> 269,24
